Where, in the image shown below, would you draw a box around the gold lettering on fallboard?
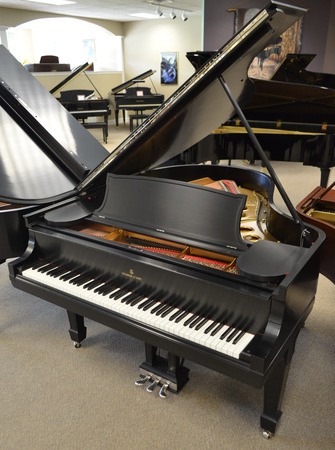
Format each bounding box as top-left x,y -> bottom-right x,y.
122,268 -> 142,281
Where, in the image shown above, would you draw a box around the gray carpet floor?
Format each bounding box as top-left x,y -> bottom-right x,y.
1,124 -> 334,449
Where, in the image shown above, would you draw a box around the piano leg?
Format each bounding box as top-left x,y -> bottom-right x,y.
67,311 -> 87,348
137,343 -> 189,394
260,337 -> 296,438
320,167 -> 330,188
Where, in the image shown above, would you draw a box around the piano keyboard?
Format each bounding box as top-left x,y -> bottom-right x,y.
22,260 -> 255,359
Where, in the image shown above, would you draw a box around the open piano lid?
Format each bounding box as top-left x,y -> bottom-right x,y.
0,45 -> 109,205
78,1 -> 306,193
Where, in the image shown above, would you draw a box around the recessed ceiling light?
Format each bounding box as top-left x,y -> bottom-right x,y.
24,0 -> 76,5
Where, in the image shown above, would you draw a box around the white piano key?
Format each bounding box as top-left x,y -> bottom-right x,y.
22,262 -> 255,359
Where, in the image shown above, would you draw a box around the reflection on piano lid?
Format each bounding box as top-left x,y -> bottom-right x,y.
1,2 -> 327,437
186,51 -> 335,187
296,180 -> 335,283
0,45 -> 109,261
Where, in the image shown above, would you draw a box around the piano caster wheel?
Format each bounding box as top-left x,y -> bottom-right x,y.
159,382 -> 169,399
146,377 -> 161,393
262,431 -> 273,439
73,341 -> 81,348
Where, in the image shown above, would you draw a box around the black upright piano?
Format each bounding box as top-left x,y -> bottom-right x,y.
0,2 -> 325,438
110,70 -> 164,127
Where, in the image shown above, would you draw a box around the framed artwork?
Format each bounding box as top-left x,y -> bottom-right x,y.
235,8 -> 303,80
160,51 -> 178,84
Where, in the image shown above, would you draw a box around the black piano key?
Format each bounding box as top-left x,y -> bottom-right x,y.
138,298 -> 154,309
226,328 -> 240,343
155,304 -> 171,316
125,292 -> 141,305
29,259 -> 48,270
142,300 -> 158,311
38,263 -> 56,273
70,274 -> 91,285
170,309 -> 184,321
211,323 -> 225,337
204,321 -> 218,334
112,289 -> 128,300
233,330 -> 246,345
84,279 -> 103,290
121,292 -> 137,303
220,326 -> 233,340
128,294 -> 145,306
60,271 -> 78,281
150,302 -> 165,315
94,283 -> 113,294
195,318 -> 209,331
184,314 -> 197,327
175,311 -> 189,323
161,305 -> 175,318
46,265 -> 70,277
101,284 -> 118,296
45,265 -> 61,276
189,315 -> 204,329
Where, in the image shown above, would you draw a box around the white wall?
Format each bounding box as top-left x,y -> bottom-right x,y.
123,17 -> 202,100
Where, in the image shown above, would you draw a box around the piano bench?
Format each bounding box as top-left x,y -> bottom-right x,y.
83,122 -> 108,143
129,114 -> 149,132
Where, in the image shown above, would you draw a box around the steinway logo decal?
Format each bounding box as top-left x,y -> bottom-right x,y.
122,268 -> 142,281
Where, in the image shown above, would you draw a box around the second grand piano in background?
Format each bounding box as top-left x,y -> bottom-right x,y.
0,2 -> 325,439
109,70 -> 164,127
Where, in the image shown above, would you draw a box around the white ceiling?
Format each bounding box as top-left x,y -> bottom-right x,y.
0,0 -> 203,22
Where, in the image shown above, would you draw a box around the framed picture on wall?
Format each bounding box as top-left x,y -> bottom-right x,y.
160,52 -> 178,84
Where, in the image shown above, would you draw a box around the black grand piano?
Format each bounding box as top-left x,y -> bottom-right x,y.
110,70 -> 164,127
185,52 -> 335,187
0,2 -> 325,438
49,62 -> 111,143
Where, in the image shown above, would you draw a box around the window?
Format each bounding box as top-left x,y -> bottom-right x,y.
7,18 -> 123,72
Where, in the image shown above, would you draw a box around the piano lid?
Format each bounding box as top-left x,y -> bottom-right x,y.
79,1 -> 306,192
0,46 -> 109,204
50,62 -> 93,95
111,70 -> 156,94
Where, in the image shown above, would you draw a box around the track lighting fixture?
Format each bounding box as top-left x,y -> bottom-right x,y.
181,11 -> 188,21
156,6 -> 163,17
170,10 -> 176,20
